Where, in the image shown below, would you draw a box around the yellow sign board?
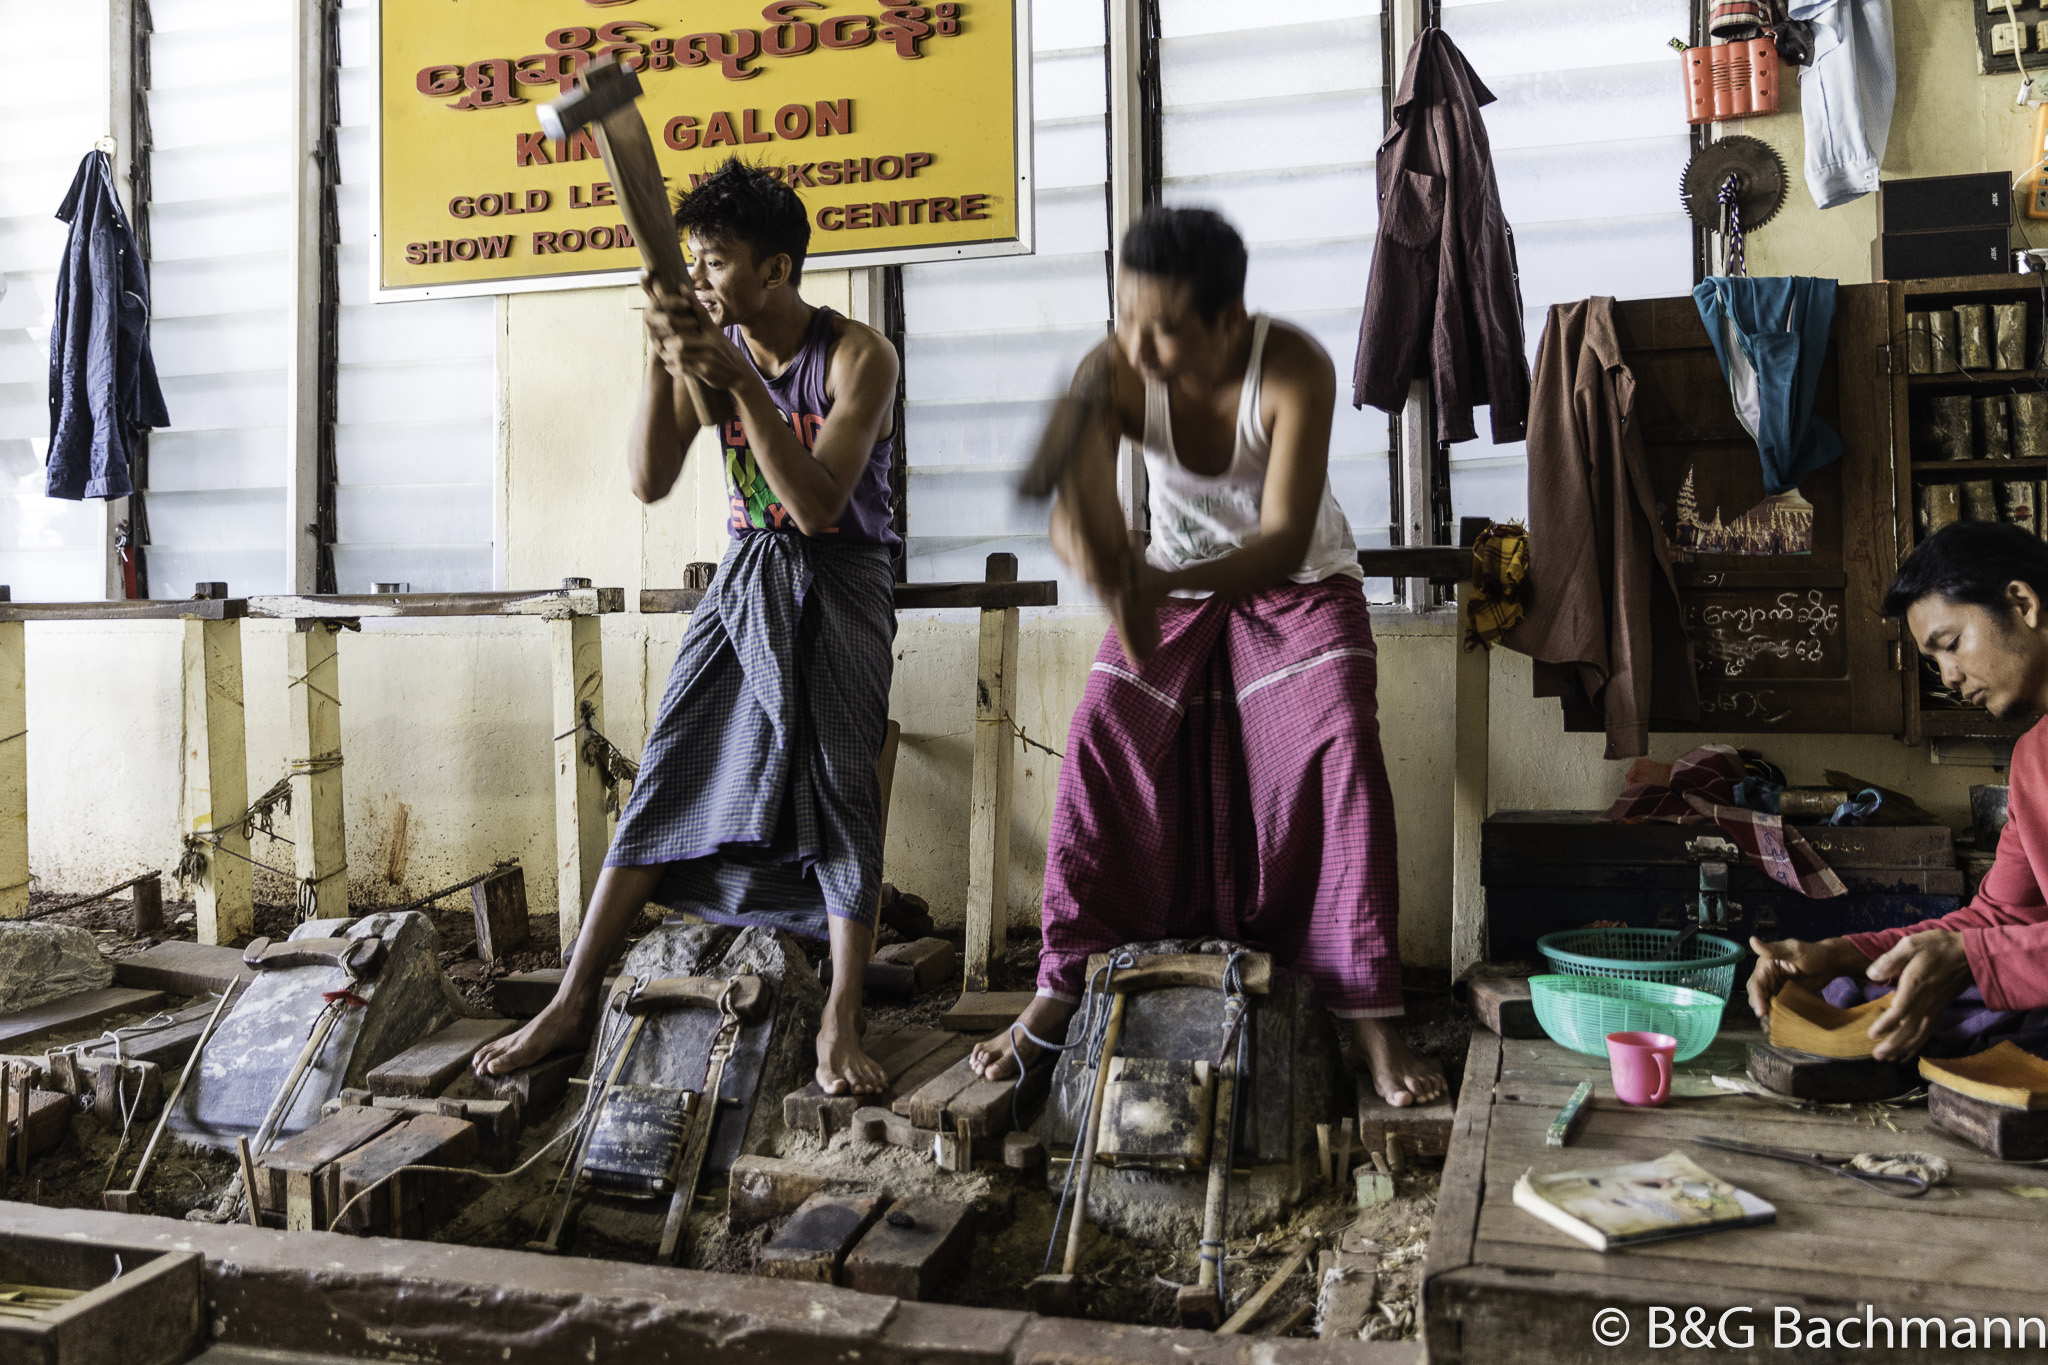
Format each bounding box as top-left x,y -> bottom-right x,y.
374,0 -> 1031,298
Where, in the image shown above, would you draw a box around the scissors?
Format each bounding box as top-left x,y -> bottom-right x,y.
1690,1136 -> 1930,1198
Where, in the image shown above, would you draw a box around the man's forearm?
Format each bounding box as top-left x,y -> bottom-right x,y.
629,355 -> 689,503
1158,532 -> 1311,600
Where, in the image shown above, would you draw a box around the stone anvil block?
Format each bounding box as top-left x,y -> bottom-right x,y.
168,913 -> 463,1152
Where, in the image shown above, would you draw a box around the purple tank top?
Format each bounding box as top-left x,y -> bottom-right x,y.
719,305 -> 899,546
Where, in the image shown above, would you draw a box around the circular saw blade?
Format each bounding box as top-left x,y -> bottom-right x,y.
1682,135 -> 1788,232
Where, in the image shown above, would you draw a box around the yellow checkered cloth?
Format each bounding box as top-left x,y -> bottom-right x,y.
1465,521 -> 1528,650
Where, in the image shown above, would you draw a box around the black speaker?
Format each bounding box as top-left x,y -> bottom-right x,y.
1878,173 -> 2012,233
1872,228 -> 2012,281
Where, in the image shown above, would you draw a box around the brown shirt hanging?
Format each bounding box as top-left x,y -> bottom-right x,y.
1353,28 -> 1529,446
1503,298 -> 1698,759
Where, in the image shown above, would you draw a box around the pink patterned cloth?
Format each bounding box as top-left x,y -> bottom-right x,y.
1604,743 -> 1847,899
1039,577 -> 1404,1018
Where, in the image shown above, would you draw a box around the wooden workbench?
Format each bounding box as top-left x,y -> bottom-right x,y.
1426,1028 -> 2042,1364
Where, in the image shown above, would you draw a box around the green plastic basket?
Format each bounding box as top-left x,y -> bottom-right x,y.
1529,975 -> 1723,1062
1536,927 -> 1743,1001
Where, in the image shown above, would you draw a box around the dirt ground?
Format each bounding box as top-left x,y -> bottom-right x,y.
11,889 -> 1461,1340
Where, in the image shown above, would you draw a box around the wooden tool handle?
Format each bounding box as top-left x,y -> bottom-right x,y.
629,972 -> 768,1021
1062,990 -> 1128,1276
590,99 -> 731,431
243,936 -> 385,976
1083,953 -> 1273,995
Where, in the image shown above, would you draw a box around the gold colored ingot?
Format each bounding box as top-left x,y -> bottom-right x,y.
2015,391 -> 2048,459
1958,305 -> 1993,371
1905,312 -> 1933,374
1996,302 -> 2029,371
1931,311 -> 1960,374
1980,396 -> 2013,458
1919,483 -> 1961,535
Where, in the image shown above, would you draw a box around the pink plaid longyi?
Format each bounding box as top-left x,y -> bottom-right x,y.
1038,577 -> 1405,1018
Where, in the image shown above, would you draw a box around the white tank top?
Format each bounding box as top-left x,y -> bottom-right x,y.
1138,314 -> 1364,599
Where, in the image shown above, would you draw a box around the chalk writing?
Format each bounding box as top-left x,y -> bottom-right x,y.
1689,590 -> 1842,681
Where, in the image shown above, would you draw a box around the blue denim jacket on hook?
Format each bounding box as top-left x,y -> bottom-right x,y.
46,150 -> 168,501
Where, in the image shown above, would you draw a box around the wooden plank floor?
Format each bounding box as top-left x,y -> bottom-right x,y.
1425,1027 -> 2044,1364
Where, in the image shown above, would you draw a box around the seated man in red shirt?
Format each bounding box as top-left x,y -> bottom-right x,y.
1749,520 -> 2048,1059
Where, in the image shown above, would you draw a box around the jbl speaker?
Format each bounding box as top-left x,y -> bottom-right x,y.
1878,174 -> 2011,233
1872,228 -> 2011,281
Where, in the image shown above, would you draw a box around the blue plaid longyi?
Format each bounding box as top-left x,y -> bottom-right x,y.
606,531 -> 896,937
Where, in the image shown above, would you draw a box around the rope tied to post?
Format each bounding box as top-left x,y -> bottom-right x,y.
555,699 -> 641,816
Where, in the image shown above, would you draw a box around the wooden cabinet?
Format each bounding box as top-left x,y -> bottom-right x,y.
1556,285 -> 1902,736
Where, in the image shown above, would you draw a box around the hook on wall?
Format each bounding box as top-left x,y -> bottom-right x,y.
93,136 -> 118,157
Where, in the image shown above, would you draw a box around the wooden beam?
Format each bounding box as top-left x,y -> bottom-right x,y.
1355,546 -> 1474,584
0,600 -> 246,622
962,553 -> 1019,995
637,580 -> 1059,616
0,619 -> 24,919
551,611 -> 608,953
245,587 -> 625,620
1451,581 -> 1490,980
184,618 -> 252,944
288,625 -> 347,921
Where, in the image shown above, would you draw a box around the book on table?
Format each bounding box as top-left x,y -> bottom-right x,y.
1513,1150 -> 1776,1252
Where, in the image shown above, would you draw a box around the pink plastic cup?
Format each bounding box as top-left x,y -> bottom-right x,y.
1606,1030 -> 1677,1107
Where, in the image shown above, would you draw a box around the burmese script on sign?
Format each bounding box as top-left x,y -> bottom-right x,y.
378,0 -> 1026,293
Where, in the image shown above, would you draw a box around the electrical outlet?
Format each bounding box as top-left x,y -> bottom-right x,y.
1989,0 -> 2029,12
1994,20 -> 2030,52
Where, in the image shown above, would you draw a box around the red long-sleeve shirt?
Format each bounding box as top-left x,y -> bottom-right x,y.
1844,720 -> 2048,1012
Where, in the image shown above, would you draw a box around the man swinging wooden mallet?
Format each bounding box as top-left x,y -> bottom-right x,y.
478,73 -> 906,1100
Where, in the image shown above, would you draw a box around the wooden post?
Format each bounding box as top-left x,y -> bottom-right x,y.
962,553 -> 1020,994
0,599 -> 25,920
1451,580 -> 1491,981
184,612 -> 252,945
288,624 -> 347,921
551,581 -> 607,954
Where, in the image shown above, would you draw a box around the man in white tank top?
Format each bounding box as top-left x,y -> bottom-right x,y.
971,209 -> 1446,1109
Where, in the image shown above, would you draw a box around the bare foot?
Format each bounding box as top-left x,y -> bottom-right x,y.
474,999 -> 591,1079
1353,1017 -> 1446,1108
970,995 -> 1076,1081
817,997 -> 887,1095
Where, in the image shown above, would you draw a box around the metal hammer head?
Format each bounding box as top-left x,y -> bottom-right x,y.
537,56 -> 643,141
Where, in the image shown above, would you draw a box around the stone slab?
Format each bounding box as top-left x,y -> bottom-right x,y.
365,1017 -> 518,1098
169,913 -> 461,1152
112,942 -> 255,998
611,922 -> 814,1179
0,987 -> 167,1052
0,922 -> 114,1015
841,1197 -> 975,1301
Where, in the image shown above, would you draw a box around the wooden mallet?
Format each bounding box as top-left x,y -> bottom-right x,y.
538,58 -> 733,432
